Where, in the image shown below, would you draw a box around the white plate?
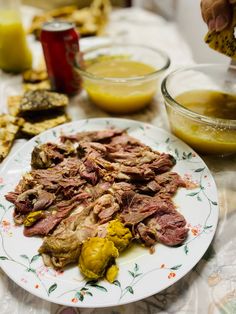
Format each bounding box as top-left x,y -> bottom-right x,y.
0,118 -> 219,307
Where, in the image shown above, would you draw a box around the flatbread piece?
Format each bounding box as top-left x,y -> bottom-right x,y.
0,114 -> 24,162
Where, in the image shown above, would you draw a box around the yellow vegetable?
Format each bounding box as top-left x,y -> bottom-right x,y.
24,210 -> 44,227
106,220 -> 132,252
78,237 -> 119,280
106,264 -> 119,283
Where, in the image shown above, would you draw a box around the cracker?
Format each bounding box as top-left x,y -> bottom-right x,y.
21,114 -> 69,136
20,90 -> 68,113
0,114 -> 24,162
23,69 -> 48,83
7,95 -> 22,116
23,81 -> 51,92
205,8 -> 236,58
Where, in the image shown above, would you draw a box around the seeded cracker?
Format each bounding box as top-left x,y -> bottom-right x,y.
23,68 -> 48,83
23,81 -> 51,92
205,8 -> 236,58
7,95 -> 22,116
21,114 -> 69,136
19,90 -> 68,114
0,114 -> 24,162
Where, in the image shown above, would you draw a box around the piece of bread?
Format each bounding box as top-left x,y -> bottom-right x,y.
20,90 -> 68,113
0,114 -> 24,162
21,114 -> 69,136
23,69 -> 48,83
23,81 -> 51,92
8,90 -> 68,117
205,8 -> 236,58
7,95 -> 22,116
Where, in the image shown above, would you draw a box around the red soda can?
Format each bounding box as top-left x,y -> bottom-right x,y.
40,21 -> 81,95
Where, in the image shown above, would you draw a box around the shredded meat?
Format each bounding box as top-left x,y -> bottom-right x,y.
24,192 -> 90,237
5,128 -> 189,269
31,142 -> 75,169
145,210 -> 188,246
93,194 -> 120,223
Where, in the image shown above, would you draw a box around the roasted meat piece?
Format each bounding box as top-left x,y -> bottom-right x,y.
61,129 -> 123,144
93,194 -> 119,223
145,210 -> 188,246
120,191 -> 176,226
31,142 -> 75,169
24,192 -> 90,237
39,204 -> 98,268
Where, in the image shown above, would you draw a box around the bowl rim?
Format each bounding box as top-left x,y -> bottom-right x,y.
76,43 -> 171,83
161,63 -> 236,127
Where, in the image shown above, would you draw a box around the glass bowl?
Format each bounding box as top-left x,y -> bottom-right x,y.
76,44 -> 170,114
161,64 -> 236,155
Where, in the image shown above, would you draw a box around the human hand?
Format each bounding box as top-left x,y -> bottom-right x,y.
201,0 -> 236,32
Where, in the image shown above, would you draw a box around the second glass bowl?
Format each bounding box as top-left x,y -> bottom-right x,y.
161,64 -> 236,155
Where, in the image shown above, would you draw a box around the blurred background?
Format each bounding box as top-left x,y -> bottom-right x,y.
22,0 -> 131,9
22,0 -> 230,65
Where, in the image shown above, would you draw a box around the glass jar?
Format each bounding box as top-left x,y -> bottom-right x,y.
0,0 -> 32,73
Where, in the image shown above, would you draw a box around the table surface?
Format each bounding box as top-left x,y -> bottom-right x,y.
0,6 -> 236,314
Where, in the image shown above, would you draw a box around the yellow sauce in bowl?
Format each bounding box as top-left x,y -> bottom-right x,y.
83,59 -> 157,114
168,90 -> 236,155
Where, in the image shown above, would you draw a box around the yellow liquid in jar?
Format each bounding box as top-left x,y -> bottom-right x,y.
0,10 -> 32,73
169,90 -> 236,154
84,59 -> 157,114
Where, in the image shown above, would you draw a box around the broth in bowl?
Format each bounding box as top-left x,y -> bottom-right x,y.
175,90 -> 236,120
171,90 -> 236,154
161,64 -> 236,155
76,44 -> 170,114
84,59 -> 157,113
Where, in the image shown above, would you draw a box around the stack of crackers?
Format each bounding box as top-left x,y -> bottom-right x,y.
28,0 -> 111,39
1,84 -> 70,162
